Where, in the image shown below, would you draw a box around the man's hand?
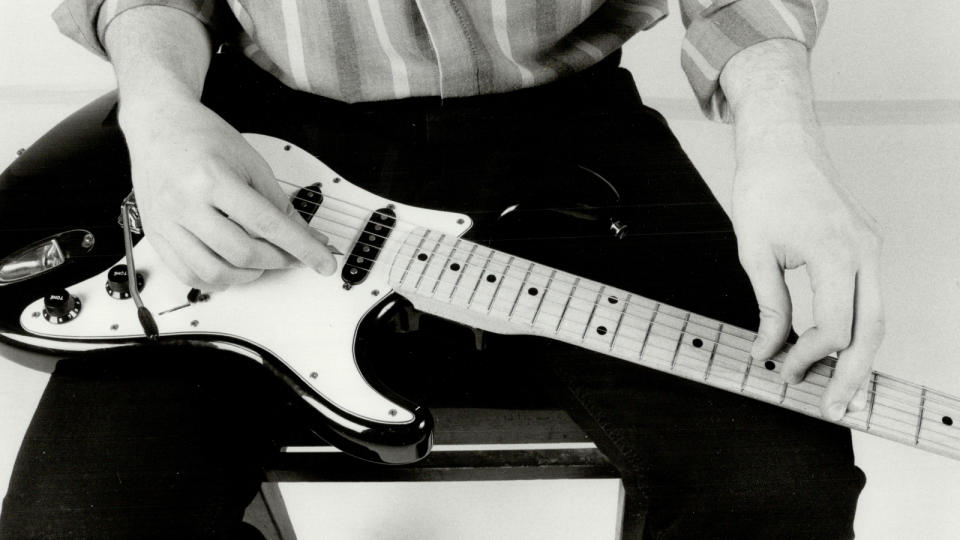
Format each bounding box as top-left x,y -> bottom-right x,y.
720,40 -> 884,421
105,7 -> 336,290
120,98 -> 337,290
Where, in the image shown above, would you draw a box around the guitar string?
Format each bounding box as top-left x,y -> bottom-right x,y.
418,270 -> 960,428
364,226 -> 960,417
272,182 -> 960,417
266,185 -> 960,448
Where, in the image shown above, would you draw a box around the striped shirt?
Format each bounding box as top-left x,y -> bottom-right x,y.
53,0 -> 827,119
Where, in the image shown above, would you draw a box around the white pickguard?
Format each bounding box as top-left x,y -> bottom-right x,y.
18,134 -> 472,425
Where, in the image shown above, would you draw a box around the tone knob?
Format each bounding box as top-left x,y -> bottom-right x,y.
43,289 -> 81,324
105,264 -> 144,299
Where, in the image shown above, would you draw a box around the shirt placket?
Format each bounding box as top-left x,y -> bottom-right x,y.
412,0 -> 483,98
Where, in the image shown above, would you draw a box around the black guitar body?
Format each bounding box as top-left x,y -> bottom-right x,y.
0,56 -> 637,464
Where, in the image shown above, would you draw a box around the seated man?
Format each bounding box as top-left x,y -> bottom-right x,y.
0,0 -> 881,538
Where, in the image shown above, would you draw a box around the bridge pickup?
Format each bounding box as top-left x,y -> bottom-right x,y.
342,207 -> 396,286
292,182 -> 324,223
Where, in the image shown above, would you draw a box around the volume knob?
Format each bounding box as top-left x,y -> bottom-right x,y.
105,264 -> 145,299
43,289 -> 81,324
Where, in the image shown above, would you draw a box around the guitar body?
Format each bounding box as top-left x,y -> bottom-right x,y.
0,90 -> 623,465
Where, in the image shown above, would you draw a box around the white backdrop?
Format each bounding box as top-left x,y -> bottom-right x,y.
2,1 -> 960,539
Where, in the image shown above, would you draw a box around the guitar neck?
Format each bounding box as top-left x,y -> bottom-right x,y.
387,228 -> 960,461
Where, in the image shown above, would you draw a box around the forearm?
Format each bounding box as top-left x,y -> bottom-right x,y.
103,6 -> 212,129
719,39 -> 823,163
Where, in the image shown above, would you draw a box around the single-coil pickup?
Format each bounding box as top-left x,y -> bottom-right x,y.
293,183 -> 324,222
342,207 -> 396,286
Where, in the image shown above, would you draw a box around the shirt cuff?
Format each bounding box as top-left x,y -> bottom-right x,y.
52,0 -> 215,59
680,0 -> 827,121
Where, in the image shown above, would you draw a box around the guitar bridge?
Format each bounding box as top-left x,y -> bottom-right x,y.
342,206 -> 396,288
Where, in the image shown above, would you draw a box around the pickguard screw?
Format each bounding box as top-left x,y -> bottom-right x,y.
110,324 -> 119,331
387,203 -> 395,210
371,289 -> 380,296
190,320 -> 199,327
283,145 -> 291,151
388,409 -> 398,417
343,283 -> 352,290
310,372 -> 319,379
457,218 -> 464,225
31,311 -> 40,318
333,177 -> 341,183
16,148 -> 25,156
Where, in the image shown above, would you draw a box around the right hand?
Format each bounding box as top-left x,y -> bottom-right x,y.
119,97 -> 337,290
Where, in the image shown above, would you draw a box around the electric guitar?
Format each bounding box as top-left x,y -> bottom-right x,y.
1,97 -> 957,465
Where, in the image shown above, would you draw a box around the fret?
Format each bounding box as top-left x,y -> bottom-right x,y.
530,269 -> 557,328
609,293 -> 632,353
485,256 -> 514,312
672,315 -> 721,381
866,375 -> 924,444
704,323 -> 722,380
466,250 -> 495,307
430,237 -> 461,295
778,380 -> 789,405
397,231 -> 430,287
467,249 -> 497,307
581,287 -> 604,340
446,243 -> 478,302
507,261 -> 535,319
413,233 -> 446,290
669,313 -> 691,370
915,388 -> 927,445
740,357 -> 752,393
915,388 -> 960,453
636,302 -> 660,365
555,277 -> 580,334
741,351 -> 787,403
866,372 -> 879,431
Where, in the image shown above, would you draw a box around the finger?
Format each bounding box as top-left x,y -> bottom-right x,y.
216,185 -> 337,275
781,258 -> 855,384
847,379 -> 870,413
146,231 -> 214,291
186,209 -> 297,270
165,225 -> 264,289
822,261 -> 885,421
739,249 -> 793,361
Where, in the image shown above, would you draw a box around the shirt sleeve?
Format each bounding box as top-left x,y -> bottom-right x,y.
678,0 -> 828,121
52,0 -> 215,59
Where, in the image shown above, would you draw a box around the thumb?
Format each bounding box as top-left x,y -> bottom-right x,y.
740,250 -> 793,361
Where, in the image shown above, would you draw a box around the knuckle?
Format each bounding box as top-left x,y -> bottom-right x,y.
253,215 -> 284,239
825,327 -> 853,352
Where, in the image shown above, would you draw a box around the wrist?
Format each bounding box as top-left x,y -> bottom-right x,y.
721,39 -> 817,125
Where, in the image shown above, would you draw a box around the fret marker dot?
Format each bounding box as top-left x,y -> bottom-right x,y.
764,360 -> 776,371
607,296 -> 618,304
596,326 -> 608,336
450,263 -> 461,271
417,253 -> 428,262
486,274 -> 497,283
528,287 -> 539,296
943,416 -> 954,426
692,338 -> 703,348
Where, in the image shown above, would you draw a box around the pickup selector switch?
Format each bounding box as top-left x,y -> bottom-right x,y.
105,264 -> 145,299
43,289 -> 81,324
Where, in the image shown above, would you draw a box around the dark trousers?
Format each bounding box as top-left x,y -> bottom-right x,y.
0,50 -> 865,539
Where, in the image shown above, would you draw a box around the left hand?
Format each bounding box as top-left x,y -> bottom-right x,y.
732,131 -> 884,421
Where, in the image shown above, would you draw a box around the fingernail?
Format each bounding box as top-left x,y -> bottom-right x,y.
826,402 -> 847,422
315,259 -> 336,275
